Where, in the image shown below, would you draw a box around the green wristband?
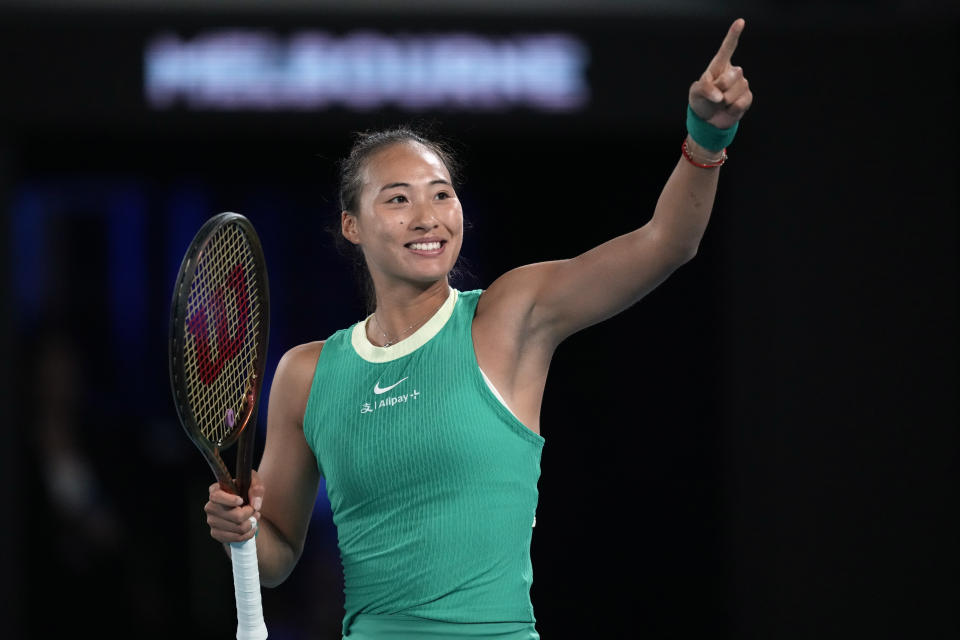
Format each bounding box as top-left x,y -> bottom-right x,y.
686,105 -> 739,152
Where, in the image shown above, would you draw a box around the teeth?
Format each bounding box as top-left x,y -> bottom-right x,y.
409,241 -> 441,251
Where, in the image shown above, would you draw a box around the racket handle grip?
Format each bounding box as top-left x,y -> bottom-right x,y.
230,519 -> 268,640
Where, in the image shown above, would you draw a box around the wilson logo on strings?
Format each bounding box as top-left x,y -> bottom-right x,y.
187,263 -> 249,385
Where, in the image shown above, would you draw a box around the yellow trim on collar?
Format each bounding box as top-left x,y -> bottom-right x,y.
350,288 -> 458,363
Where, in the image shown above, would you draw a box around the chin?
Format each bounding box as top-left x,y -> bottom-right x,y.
413,269 -> 454,285
409,258 -> 459,282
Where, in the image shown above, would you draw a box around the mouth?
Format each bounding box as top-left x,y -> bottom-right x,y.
404,239 -> 447,255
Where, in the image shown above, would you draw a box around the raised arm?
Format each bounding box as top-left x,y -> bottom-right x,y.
204,342 -> 323,587
482,19 -> 752,345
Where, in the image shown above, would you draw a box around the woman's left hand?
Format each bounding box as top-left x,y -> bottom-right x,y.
688,18 -> 753,129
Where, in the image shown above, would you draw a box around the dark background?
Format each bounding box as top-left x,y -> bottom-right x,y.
0,2 -> 956,639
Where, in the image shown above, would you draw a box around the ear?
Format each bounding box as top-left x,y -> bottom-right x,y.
341,210 -> 361,245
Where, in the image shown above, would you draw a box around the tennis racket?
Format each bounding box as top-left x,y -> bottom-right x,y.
169,212 -> 270,640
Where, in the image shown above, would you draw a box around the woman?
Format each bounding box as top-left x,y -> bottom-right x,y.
205,18 -> 753,639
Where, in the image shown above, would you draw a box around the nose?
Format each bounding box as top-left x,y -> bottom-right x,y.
409,202 -> 439,231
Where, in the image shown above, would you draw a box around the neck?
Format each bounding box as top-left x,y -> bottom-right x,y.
367,279 -> 451,347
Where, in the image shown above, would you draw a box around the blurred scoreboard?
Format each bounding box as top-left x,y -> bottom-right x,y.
0,9 -> 724,137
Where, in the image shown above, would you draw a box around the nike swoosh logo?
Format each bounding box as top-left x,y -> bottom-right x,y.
373,377 -> 408,395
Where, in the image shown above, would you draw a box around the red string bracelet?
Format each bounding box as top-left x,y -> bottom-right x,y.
681,138 -> 727,169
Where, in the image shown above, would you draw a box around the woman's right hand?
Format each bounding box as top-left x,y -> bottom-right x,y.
204,469 -> 264,544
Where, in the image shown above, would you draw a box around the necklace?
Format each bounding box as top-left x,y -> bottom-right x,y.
372,295 -> 445,347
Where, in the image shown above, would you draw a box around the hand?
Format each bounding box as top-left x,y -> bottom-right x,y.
204,469 -> 264,544
688,18 -> 753,130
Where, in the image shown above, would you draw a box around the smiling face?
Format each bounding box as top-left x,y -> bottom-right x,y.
341,140 -> 464,291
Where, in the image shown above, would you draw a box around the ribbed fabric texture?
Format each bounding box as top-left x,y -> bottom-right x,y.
345,614 -> 540,639
303,290 -> 545,638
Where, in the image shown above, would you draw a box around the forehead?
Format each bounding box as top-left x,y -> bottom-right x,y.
361,141 -> 450,186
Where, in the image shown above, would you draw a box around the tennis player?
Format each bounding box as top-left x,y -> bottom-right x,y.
205,18 -> 752,639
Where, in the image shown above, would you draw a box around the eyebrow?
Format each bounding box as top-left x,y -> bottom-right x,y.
379,179 -> 451,193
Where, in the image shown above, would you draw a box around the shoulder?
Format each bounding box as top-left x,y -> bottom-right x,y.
278,341 -> 325,378
270,342 -> 325,423
475,262 -> 564,330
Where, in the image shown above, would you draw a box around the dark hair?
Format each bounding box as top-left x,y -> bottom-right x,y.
337,126 -> 462,214
332,125 -> 467,313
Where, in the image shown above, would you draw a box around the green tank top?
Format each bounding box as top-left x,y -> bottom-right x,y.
303,289 -> 545,638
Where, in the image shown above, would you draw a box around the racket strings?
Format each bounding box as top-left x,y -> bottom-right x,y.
183,223 -> 264,445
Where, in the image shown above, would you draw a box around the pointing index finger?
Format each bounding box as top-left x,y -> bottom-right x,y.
707,18 -> 745,79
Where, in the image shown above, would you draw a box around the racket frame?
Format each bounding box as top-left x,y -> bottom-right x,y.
168,212 -> 270,503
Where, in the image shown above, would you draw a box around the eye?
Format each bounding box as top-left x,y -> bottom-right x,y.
387,194 -> 408,204
435,190 -> 452,200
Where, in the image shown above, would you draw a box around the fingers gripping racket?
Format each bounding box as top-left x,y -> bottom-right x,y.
169,212 -> 270,640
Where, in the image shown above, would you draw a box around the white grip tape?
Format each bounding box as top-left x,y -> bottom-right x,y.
230,517 -> 268,640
